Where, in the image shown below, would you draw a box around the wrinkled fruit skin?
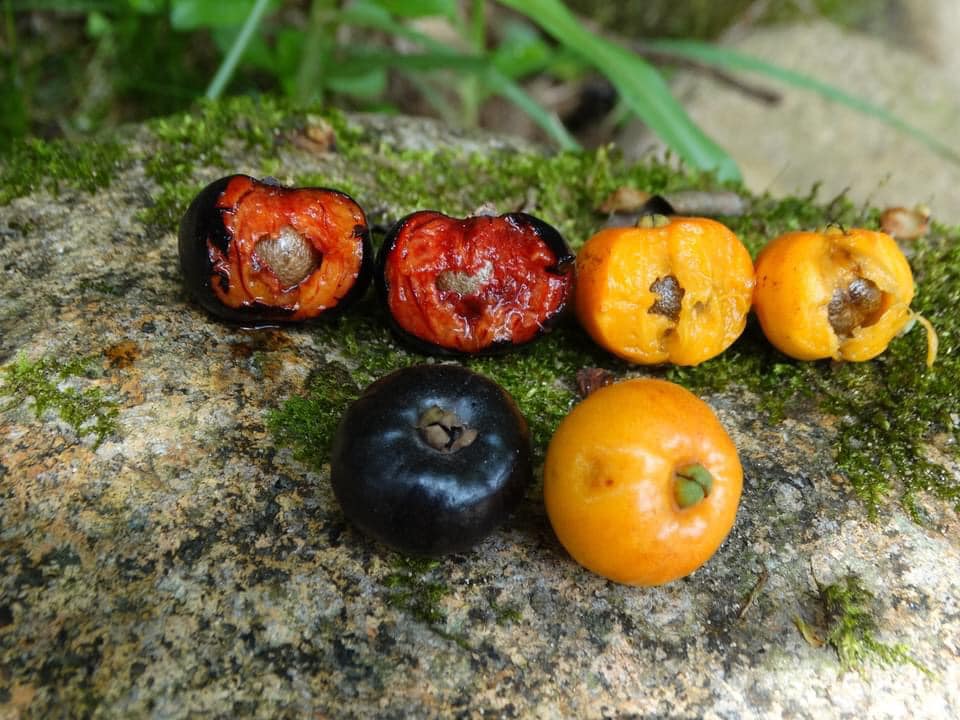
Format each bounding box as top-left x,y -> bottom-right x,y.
376,210 -> 575,355
544,378 -> 742,586
329,364 -> 532,556
753,227 -> 914,361
179,175 -> 372,324
575,216 -> 755,366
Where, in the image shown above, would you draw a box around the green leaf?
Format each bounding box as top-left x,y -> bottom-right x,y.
645,39 -> 960,165
276,28 -> 306,79
171,0 -> 277,30
491,21 -> 555,79
337,3 -> 578,148
371,0 -> 456,19
128,0 -> 164,12
497,0 -> 741,181
483,68 -> 580,150
11,0 -> 114,10
327,66 -> 389,99
211,26 -> 276,71
340,48 -> 579,150
85,10 -> 111,38
204,0 -> 274,99
339,1 -> 454,52
340,48 -> 487,74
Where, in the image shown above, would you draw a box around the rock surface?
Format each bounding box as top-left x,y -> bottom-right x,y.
620,18 -> 960,224
1,111 -> 958,719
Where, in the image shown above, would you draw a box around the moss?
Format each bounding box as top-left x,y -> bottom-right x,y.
140,95 -> 293,230
0,137 -> 127,205
819,574 -> 931,676
467,327 -> 614,459
489,599 -> 523,625
297,139 -> 716,244
76,278 -> 127,297
669,199 -> 960,518
264,360 -> 360,469
382,555 -> 452,627
0,354 -> 119,447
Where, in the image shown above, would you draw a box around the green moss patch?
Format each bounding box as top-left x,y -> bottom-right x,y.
0,354 -> 119,447
140,96 -> 291,229
670,208 -> 960,519
297,138 -> 716,244
819,574 -> 930,676
265,360 -> 360,469
383,556 -> 449,626
0,137 -> 127,205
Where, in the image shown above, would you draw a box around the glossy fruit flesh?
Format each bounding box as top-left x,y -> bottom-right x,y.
179,175 -> 371,323
378,211 -> 574,354
753,228 -> 914,361
329,364 -> 532,556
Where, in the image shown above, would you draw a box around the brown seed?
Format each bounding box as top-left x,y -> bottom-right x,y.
436,261 -> 493,295
254,226 -> 321,288
828,277 -> 883,337
648,274 -> 685,322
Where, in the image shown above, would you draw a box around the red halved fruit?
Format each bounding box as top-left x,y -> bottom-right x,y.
376,210 -> 575,355
178,174 -> 372,324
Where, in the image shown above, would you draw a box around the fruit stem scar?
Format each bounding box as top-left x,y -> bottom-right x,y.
675,463 -> 714,508
417,405 -> 478,452
471,202 -> 499,217
822,223 -> 847,236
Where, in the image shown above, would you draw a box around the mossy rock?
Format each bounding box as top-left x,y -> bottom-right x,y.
0,98 -> 957,717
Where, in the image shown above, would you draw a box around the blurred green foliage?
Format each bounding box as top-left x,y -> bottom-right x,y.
2,0 -> 595,152
0,0 -> 950,180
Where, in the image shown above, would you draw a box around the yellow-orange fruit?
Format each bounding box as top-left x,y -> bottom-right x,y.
544,378 -> 743,586
575,216 -> 755,366
753,227 -> 914,362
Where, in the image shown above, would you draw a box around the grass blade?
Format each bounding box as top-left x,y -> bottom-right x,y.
338,4 -> 581,151
483,68 -> 580,150
205,0 -> 273,100
498,0 -> 741,181
646,39 -> 960,165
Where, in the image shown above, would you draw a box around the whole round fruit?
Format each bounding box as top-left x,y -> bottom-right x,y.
544,377 -> 742,585
329,364 -> 531,555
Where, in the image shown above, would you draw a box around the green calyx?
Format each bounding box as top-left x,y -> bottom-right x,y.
637,213 -> 671,229
674,463 -> 714,508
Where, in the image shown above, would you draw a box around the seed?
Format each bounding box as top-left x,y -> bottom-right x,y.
254,226 -> 321,288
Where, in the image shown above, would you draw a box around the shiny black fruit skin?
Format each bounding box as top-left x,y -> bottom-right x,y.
329,364 -> 532,556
